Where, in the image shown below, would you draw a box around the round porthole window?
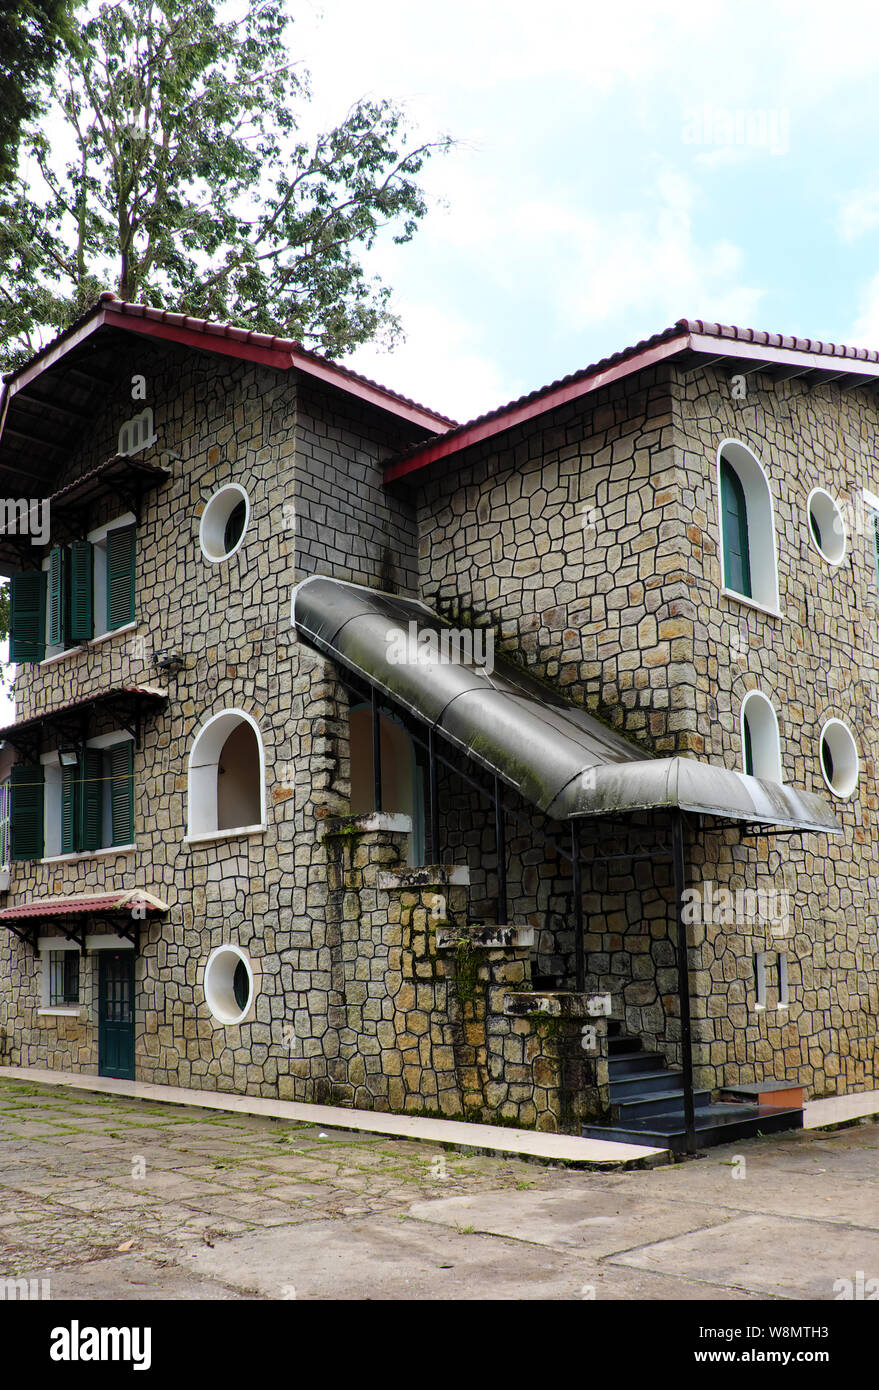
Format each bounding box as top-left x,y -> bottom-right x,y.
807,488 -> 846,565
819,719 -> 859,798
203,945 -> 254,1024
199,484 -> 250,562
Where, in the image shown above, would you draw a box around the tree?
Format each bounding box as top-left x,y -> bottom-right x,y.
0,0 -> 452,370
0,0 -> 74,189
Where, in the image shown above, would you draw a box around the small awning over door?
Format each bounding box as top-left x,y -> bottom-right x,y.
292,576 -> 840,836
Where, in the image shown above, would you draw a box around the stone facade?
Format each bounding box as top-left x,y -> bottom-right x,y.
1,323 -> 877,1133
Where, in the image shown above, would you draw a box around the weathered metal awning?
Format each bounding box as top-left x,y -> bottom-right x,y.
0,685 -> 167,760
0,889 -> 168,950
292,576 -> 841,836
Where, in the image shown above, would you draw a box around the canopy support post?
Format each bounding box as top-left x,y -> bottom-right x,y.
572,822 -> 585,994
494,776 -> 507,925
428,727 -> 439,862
371,687 -> 382,813
672,809 -> 697,1154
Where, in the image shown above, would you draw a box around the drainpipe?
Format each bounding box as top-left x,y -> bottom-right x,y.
671,809 -> 697,1154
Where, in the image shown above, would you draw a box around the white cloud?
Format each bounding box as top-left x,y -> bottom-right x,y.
838,183 -> 879,243
346,300 -> 518,424
847,271 -> 879,350
503,171 -> 764,331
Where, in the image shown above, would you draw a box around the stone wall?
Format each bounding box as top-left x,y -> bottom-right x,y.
670,365 -> 879,1095
0,342 -> 344,1089
402,361 -> 879,1099
293,378 -> 423,596
318,814 -> 604,1130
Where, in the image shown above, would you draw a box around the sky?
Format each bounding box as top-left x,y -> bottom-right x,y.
288,0 -> 879,424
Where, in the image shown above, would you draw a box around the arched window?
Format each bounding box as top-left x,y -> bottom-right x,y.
349,704 -> 425,865
188,710 -> 265,838
721,458 -> 751,597
740,691 -> 782,783
717,441 -> 779,611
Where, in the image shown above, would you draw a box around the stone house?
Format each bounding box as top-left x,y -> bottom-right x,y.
0,294 -> 876,1150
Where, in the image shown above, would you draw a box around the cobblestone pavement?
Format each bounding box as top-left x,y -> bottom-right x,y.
1,1079 -> 878,1300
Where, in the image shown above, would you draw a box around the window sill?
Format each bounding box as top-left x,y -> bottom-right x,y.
40,844 -> 136,865
40,645 -> 86,667
38,1007 -> 83,1017
37,622 -> 138,667
184,825 -> 266,846
720,588 -> 783,620
90,621 -> 138,647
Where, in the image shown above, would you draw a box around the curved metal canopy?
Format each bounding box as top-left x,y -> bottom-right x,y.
292,575 -> 841,836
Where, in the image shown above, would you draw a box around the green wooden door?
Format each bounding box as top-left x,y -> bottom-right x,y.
98,952 -> 135,1080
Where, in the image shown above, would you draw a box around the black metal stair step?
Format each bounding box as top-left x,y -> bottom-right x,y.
582,1103 -> 804,1153
613,1088 -> 714,1120
607,1035 -> 645,1056
607,1051 -> 668,1076
610,1068 -> 686,1099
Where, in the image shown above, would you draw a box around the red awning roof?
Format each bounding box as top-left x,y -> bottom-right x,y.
0,890 -> 168,920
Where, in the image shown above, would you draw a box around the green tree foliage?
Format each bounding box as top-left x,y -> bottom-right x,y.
0,0 -> 452,369
0,0 -> 73,188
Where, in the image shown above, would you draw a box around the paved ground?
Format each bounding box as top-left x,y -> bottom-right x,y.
1,1077 -> 878,1300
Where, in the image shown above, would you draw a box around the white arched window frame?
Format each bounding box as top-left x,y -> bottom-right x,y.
187,708 -> 266,841
716,439 -> 780,614
740,690 -> 782,783
118,408 -> 157,457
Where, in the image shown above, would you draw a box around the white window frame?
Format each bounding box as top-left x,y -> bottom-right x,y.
37,939 -> 82,1016
39,731 -> 135,862
717,439 -> 781,615
87,511 -> 136,641
806,487 -> 847,566
186,708 -> 266,842
740,690 -> 782,783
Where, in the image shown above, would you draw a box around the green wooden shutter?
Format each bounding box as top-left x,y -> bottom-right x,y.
109,742 -> 134,845
10,764 -> 43,860
47,546 -> 67,647
77,748 -> 103,851
106,525 -> 135,630
9,571 -> 46,662
69,541 -> 94,642
720,459 -> 752,597
61,763 -> 77,854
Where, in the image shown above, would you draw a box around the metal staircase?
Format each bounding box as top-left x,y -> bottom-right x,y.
581,1023 -> 804,1153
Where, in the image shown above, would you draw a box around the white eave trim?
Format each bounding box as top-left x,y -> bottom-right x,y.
688,333 -> 879,383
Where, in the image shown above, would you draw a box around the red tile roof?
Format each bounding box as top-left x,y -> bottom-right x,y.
384,317 -> 879,482
2,293 -> 457,431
